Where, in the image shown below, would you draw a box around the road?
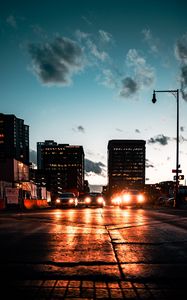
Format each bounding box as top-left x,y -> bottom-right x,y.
0,206 -> 187,299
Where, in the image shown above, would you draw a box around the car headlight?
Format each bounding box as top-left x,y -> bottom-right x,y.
56,199 -> 61,203
111,196 -> 121,205
69,198 -> 74,204
97,197 -> 104,204
137,194 -> 144,203
123,194 -> 131,203
85,197 -> 91,203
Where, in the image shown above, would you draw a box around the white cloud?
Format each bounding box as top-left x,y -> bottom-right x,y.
98,69 -> 116,88
99,30 -> 112,43
142,28 -> 159,54
87,39 -> 108,62
119,49 -> 155,98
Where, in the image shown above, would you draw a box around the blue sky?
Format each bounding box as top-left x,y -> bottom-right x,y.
1,0 -> 187,186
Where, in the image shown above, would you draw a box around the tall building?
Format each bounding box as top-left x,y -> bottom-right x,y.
0,113 -> 29,182
37,140 -> 57,170
108,139 -> 146,196
36,140 -> 84,196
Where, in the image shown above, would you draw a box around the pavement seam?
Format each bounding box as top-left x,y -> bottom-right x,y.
105,225 -> 125,281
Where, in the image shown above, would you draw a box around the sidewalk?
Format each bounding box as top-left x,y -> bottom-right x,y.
2,279 -> 186,299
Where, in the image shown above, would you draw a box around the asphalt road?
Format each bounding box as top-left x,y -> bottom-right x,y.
1,206 -> 187,299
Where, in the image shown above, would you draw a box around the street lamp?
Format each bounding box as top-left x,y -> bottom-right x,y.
151,89 -> 180,208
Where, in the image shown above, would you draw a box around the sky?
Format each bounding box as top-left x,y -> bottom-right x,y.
1,0 -> 187,187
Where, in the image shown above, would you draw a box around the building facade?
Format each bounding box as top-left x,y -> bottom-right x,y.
0,113 -> 29,182
36,140 -> 84,197
108,139 -> 146,197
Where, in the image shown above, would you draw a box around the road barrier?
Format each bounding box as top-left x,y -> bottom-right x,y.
23,199 -> 49,210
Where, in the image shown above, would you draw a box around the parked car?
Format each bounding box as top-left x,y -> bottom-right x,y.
83,192 -> 106,208
155,196 -> 168,207
55,192 -> 78,208
119,189 -> 146,208
165,197 -> 174,207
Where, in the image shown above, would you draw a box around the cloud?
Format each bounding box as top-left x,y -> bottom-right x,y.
180,126 -> 185,132
180,135 -> 187,142
28,36 -> 84,86
28,29 -> 154,99
99,30 -> 112,43
6,15 -> 17,28
77,125 -> 85,133
75,29 -> 90,42
175,34 -> 187,100
75,29 -> 110,64
81,16 -> 92,26
31,24 -> 48,39
119,49 -> 155,98
146,159 -> 154,168
142,28 -> 152,40
87,39 -> 108,62
76,31 -> 156,100
148,134 -> 171,145
119,77 -> 139,97
175,34 -> 187,63
180,65 -> 187,100
72,125 -> 85,133
85,159 -> 105,175
127,49 -> 155,86
98,69 -> 116,88
116,128 -> 123,132
142,28 -> 159,54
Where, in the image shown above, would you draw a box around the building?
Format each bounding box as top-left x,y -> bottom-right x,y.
36,140 -> 84,197
0,113 -> 29,183
108,139 -> 146,197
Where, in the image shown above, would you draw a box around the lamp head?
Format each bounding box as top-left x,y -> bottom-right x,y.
152,91 -> 157,104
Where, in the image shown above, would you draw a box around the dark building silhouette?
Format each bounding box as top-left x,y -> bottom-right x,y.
0,113 -> 29,182
108,139 -> 146,196
84,180 -> 90,193
36,140 -> 84,197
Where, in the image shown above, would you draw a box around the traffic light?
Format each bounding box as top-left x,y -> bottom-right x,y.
174,175 -> 184,180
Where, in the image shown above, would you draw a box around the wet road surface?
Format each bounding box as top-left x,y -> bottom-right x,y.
0,206 -> 187,299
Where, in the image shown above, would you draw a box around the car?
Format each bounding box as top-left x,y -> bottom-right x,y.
155,196 -> 168,207
55,192 -> 78,208
111,195 -> 121,206
165,197 -> 174,207
77,193 -> 89,207
83,192 -> 106,208
119,189 -> 146,208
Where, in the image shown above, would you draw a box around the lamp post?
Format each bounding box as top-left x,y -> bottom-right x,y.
152,89 -> 180,208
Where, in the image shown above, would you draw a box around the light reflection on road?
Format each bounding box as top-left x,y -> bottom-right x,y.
47,207 -> 117,268
53,209 -> 63,220
120,208 -> 130,220
48,206 -> 187,280
52,208 -> 105,226
106,208 -> 154,279
2,207 -> 187,285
